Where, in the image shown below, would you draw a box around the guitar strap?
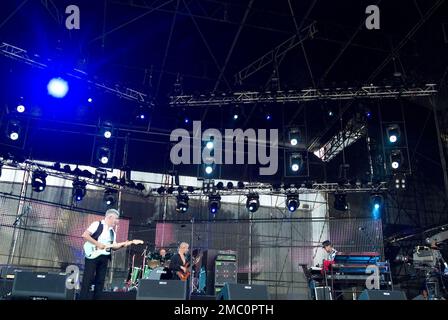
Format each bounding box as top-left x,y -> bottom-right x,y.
91,221 -> 104,241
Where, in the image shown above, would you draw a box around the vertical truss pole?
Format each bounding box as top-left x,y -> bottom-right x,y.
431,97 -> 448,199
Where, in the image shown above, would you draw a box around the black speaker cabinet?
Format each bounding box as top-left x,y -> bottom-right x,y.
217,283 -> 269,300
358,289 -> 407,300
11,271 -> 68,300
137,280 -> 187,300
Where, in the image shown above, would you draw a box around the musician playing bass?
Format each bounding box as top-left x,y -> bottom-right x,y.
170,242 -> 190,281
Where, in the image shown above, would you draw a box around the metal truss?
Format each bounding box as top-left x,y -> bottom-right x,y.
314,117 -> 367,162
2,159 -> 387,200
0,42 -> 150,105
183,180 -> 388,197
169,84 -> 438,106
234,22 -> 317,84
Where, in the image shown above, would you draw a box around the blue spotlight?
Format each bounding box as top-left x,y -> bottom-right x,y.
184,117 -> 190,124
87,98 -> 93,103
104,130 -> 112,139
16,104 -> 25,113
47,77 -> 69,98
371,194 -> 383,219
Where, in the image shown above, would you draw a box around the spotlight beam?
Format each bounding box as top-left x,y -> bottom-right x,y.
0,42 -> 150,105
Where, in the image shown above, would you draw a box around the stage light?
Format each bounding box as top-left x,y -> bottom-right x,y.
206,141 -> 214,150
94,168 -> 107,185
288,128 -> 300,146
157,186 -> 166,194
184,117 -> 190,124
104,188 -> 117,206
16,104 -> 25,113
87,98 -> 93,103
386,125 -> 400,144
286,193 -> 299,213
208,194 -> 221,215
393,174 -> 406,189
226,182 -> 234,189
265,113 -> 272,121
10,132 -> 18,141
371,194 -> 383,218
246,193 -> 260,213
104,130 -> 112,139
205,165 -> 213,175
237,181 -> 245,189
136,105 -> 149,121
390,150 -> 402,170
232,106 -> 241,120
72,179 -> 87,202
31,170 -> 47,192
216,182 -> 224,190
97,147 -> 111,165
47,77 -> 69,98
289,153 -> 303,173
6,120 -> 21,141
176,194 -> 189,213
101,122 -> 113,139
333,193 -> 348,211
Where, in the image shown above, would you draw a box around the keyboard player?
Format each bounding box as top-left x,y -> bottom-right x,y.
308,240 -> 339,299
322,240 -> 338,262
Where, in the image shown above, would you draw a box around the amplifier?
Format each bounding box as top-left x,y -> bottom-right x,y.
137,280 -> 187,300
215,261 -> 237,286
11,271 -> 68,300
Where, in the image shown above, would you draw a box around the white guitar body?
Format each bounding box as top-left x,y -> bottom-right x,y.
83,239 -> 144,259
83,242 -> 112,259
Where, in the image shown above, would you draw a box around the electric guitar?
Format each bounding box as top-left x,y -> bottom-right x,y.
83,239 -> 144,259
177,254 -> 201,281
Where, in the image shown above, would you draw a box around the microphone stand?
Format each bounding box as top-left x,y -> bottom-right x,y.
190,217 -> 194,296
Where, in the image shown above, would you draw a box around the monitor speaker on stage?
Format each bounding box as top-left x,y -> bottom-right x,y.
11,271 -> 68,300
217,283 -> 269,300
358,289 -> 407,300
137,280 -> 187,300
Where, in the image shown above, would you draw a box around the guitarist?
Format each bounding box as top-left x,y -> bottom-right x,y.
170,242 -> 190,281
79,209 -> 131,300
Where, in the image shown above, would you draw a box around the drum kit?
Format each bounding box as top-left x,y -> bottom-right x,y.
127,249 -> 173,288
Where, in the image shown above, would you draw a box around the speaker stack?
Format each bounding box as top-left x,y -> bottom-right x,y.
358,289 -> 407,300
11,271 -> 71,300
137,280 -> 187,300
217,283 -> 270,300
